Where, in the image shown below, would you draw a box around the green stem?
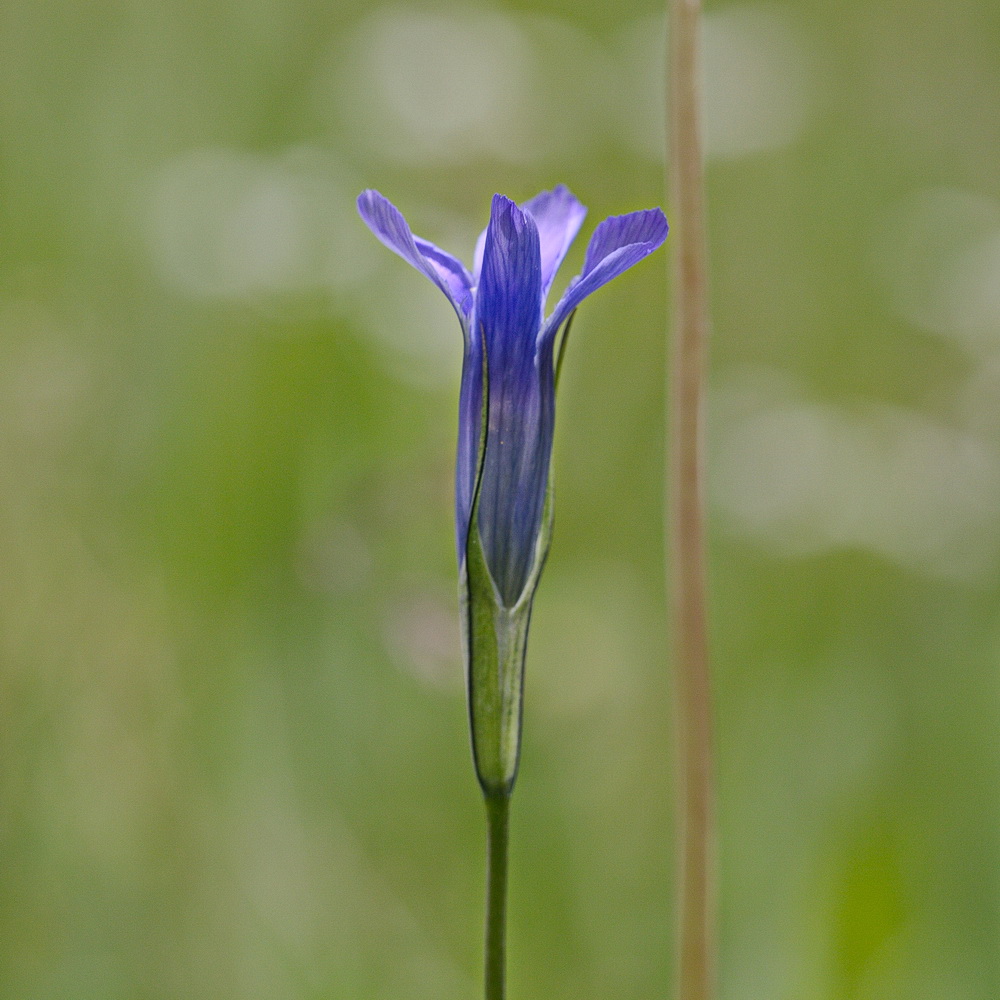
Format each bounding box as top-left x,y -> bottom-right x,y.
484,792 -> 511,1000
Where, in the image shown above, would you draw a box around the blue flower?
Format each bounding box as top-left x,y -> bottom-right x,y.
358,186 -> 668,607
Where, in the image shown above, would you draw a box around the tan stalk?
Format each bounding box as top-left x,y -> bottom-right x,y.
667,0 -> 716,998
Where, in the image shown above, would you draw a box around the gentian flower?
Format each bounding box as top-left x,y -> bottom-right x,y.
358,186 -> 667,794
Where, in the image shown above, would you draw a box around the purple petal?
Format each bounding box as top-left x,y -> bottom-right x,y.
473,226 -> 487,283
413,236 -> 475,314
521,185 -> 587,302
454,311 -> 484,562
357,190 -> 474,318
475,195 -> 550,605
542,208 -> 668,340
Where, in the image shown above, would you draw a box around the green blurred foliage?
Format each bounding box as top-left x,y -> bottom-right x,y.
1,0 -> 999,997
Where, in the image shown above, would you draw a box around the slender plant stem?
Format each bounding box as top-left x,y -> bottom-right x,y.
667,0 -> 716,998
484,793 -> 511,1000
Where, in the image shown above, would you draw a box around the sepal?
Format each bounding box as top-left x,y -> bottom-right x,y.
461,522 -> 532,797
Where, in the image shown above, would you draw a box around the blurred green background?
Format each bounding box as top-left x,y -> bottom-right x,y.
2,0 -> 1000,997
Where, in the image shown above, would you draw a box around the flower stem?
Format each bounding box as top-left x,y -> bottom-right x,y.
484,792 -> 511,1000
667,0 -> 716,998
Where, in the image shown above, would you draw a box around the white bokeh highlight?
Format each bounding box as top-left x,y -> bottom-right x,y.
325,7 -> 615,165
329,8 -> 537,164
874,188 -> 1000,355
148,147 -> 375,300
711,368 -> 1000,579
